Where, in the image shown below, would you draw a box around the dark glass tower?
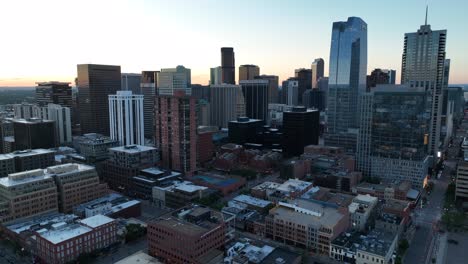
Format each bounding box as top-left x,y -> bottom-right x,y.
141,71 -> 158,139
294,69 -> 313,104
239,79 -> 269,122
35,82 -> 72,107
282,107 -> 320,157
77,64 -> 121,136
221,47 -> 235,84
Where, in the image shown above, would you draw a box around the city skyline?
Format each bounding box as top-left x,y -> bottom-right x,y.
1,0 -> 468,87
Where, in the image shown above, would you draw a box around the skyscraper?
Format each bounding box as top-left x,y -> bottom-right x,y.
35,82 -> 72,108
240,79 -> 269,122
121,73 -> 142,94
36,104 -> 72,145
221,47 -> 235,84
13,118 -> 56,150
311,58 -> 325,89
210,66 -> 222,85
239,64 -> 260,82
109,91 -> 144,146
325,17 -> 367,153
154,93 -> 197,176
282,78 -> 299,106
141,71 -> 158,139
282,107 -> 320,157
401,21 -> 448,158
255,75 -> 279,103
77,64 -> 121,136
294,68 -> 312,104
367,68 -> 396,89
157,66 -> 191,96
209,84 -> 245,128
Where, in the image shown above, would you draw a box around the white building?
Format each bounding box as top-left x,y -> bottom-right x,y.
108,91 -> 144,146
33,104 -> 72,145
13,103 -> 39,119
348,194 -> 378,231
286,80 -> 299,106
158,65 -> 191,95
209,84 -> 245,128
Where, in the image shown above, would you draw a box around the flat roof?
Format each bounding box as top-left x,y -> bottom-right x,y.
9,148 -> 55,157
109,145 -> 156,153
79,214 -> 114,228
115,251 -> 163,264
40,224 -> 92,244
6,213 -> 78,235
46,163 -> 94,175
12,118 -> 54,124
0,169 -> 53,187
233,195 -> 272,208
276,179 -> 312,193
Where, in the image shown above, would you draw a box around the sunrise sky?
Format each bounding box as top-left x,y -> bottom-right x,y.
1,0 -> 467,87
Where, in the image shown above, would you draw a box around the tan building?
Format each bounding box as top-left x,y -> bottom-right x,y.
455,160 -> 468,200
239,64 -> 260,82
265,199 -> 349,255
49,163 -> 108,213
0,169 -> 58,223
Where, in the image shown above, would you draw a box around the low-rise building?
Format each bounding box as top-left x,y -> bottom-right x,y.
73,133 -> 119,163
73,193 -> 141,219
300,186 -> 354,209
132,167 -> 181,199
115,251 -> 164,264
152,181 -> 210,209
455,160 -> 468,200
348,194 -> 378,231
0,149 -> 55,176
252,179 -> 313,202
353,181 -> 420,202
230,194 -> 273,214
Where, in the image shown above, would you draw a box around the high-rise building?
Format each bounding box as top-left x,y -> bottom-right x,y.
239,64 -> 260,82
48,163 -> 108,213
13,118 -> 56,150
210,66 -> 222,85
240,79 -> 269,122
155,93 -> 197,176
282,78 -> 299,106
104,145 -> 158,193
401,21 -> 448,158
367,68 -> 396,89
109,91 -> 144,146
282,107 -> 320,157
311,58 -> 325,89
157,66 -> 191,96
325,17 -> 367,154
13,103 -> 38,119
0,149 -> 55,176
77,64 -> 121,136
302,89 -> 326,111
121,73 -> 142,94
148,205 -> 226,264
74,133 -> 119,163
209,84 -> 245,128
221,47 -> 235,84
228,117 -> 263,145
36,104 -> 72,145
141,71 -> 158,139
295,68 -> 313,104
455,160 -> 468,201
35,82 -> 72,108
255,75 -> 279,104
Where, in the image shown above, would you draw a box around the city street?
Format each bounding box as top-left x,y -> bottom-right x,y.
92,236 -> 147,264
404,159 -> 454,264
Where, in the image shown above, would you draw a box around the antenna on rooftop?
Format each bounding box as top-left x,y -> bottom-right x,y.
425,5 -> 428,26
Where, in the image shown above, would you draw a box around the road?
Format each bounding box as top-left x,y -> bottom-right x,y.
404,159 -> 454,264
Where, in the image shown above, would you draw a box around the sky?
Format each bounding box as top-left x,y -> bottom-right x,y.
0,0 -> 467,87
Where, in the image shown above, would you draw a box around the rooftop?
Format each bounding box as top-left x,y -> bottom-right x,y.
0,169 -> 52,187
39,223 -> 92,244
45,163 -> 94,175
9,148 -> 55,158
79,214 -> 114,228
6,213 -> 78,235
109,145 -> 157,153
114,251 -> 163,264
276,179 -> 312,194
233,195 -> 272,208
332,229 -> 397,258
252,181 -> 281,191
226,241 -> 275,264
12,118 -> 54,124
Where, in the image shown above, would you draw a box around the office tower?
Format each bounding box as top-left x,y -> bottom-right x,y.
240,79 -> 269,122
0,169 -> 58,223
0,149 -> 55,176
35,81 -> 72,107
13,118 -> 56,150
221,47 -> 235,84
109,91 -> 144,146
0,120 -> 13,154
35,104 -> 72,145
367,68 -> 396,88
209,84 -> 245,128
255,75 -> 279,104
317,77 -> 329,109
74,133 -> 119,163
71,87 -> 80,134
77,64 -> 121,136
282,107 -> 319,157
311,58 -> 325,89
367,85 -> 430,187
155,93 -> 197,176
13,103 -> 38,119
197,100 -> 210,126
104,145 -> 158,193
121,73 -> 142,94
191,84 -> 211,101
401,20 -> 448,158
158,65 -> 191,95
141,71 -> 158,139
239,64 -> 260,82
148,205 -> 226,264
210,66 -> 222,85
228,117 -> 263,145
302,89 -> 325,111
295,68 -> 313,104
48,163 -> 108,213
325,17 -> 367,153
282,78 -> 299,106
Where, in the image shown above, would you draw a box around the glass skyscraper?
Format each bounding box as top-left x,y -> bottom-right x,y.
325,17 -> 367,153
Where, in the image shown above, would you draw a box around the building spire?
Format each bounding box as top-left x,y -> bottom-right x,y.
425,5 -> 428,26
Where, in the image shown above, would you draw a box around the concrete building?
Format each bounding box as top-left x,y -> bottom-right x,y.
48,163 -> 108,213
255,75 -> 279,104
115,251 -> 164,264
353,181 -> 420,202
240,79 -> 269,122
282,107 -> 319,157
155,93 -> 197,175
210,66 -> 222,85
228,117 -> 263,145
367,68 -> 396,88
148,205 -> 226,264
35,214 -> 117,264
13,118 -> 56,150
152,180 -> 209,209
239,64 -> 260,82
35,104 -> 72,145
348,194 -> 378,231
73,193 -> 141,219
197,126 -> 217,164
140,71 -> 158,139
0,149 -> 55,176
121,73 -> 142,94
267,104 -> 294,127
13,103 -> 38,119
282,78 -> 299,106
109,91 -> 144,146
77,64 -> 121,136
455,160 -> 468,200
251,179 -> 313,202
265,199 -> 349,254
132,167 -> 182,199
221,47 -> 235,84
209,84 -> 246,128
295,68 -> 312,104
158,65 -> 191,96
311,58 -> 325,89
0,169 -> 58,223
104,145 -> 158,193
35,81 -> 72,108
74,133 -> 119,163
